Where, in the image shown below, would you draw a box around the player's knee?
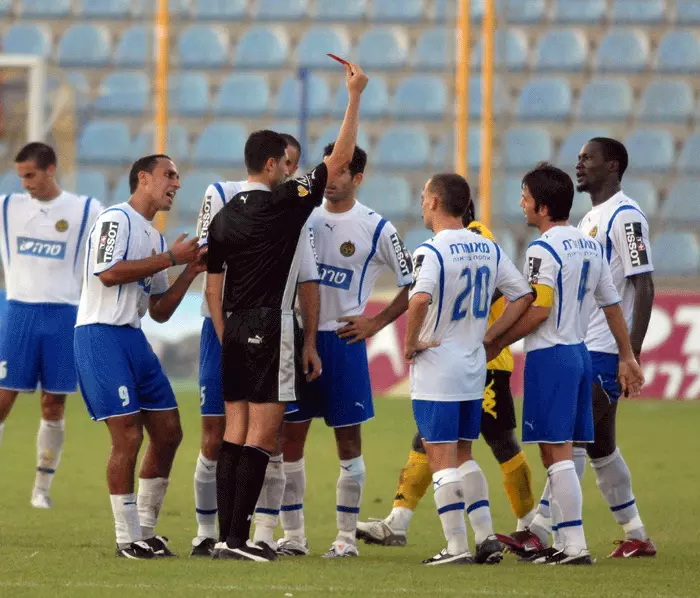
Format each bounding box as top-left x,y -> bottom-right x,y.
0,389 -> 19,422
484,431 -> 521,464
587,438 -> 616,461
282,422 -> 309,461
335,425 -> 361,460
411,431 -> 426,454
114,425 -> 144,456
40,393 -> 66,421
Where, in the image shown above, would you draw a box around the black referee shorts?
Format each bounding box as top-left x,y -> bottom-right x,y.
480,369 -> 517,442
222,308 -> 304,404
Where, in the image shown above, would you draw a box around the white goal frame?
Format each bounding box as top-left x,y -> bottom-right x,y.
0,54 -> 47,142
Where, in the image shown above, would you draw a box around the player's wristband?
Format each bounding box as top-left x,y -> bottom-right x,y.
167,250 -> 177,266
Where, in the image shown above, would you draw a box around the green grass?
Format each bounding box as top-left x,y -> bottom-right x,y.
0,392 -> 697,597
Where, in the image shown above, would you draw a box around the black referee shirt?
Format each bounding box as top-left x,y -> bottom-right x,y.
207,162 -> 328,313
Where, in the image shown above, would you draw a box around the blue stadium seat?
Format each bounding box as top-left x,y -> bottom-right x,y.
469,76 -> 509,119
110,174 -> 130,206
273,74 -> 330,118
534,29 -> 587,72
473,29 -> 528,72
676,1 -> 700,24
214,74 -> 269,117
370,0 -> 424,22
114,25 -> 150,67
255,0 -> 308,20
132,124 -> 189,163
94,72 -> 149,116
552,0 -> 606,24
504,127 -> 553,170
557,127 -> 610,166
652,232 -> 700,275
134,0 -> 188,14
656,32 -> 700,73
596,29 -> 649,73
570,190 -> 592,223
622,179 -> 658,217
331,77 -> 389,119
178,25 -> 229,68
266,121 -> 299,138
431,128 -> 482,170
577,78 -> 633,122
0,169 -> 23,194
356,175 -> 414,219
295,27 -> 350,70
80,0 -> 132,18
611,0 -> 665,24
493,229 -> 517,262
516,78 -> 572,121
392,75 -> 446,121
499,0 -> 545,24
192,123 -> 247,168
58,25 -> 111,67
376,127 -> 430,170
78,121 -> 130,165
168,73 -> 209,116
403,227 -> 433,253
310,124 -> 371,161
172,171 -> 224,219
356,28 -> 408,70
193,0 -> 247,20
51,72 -> 91,111
235,26 -> 288,68
638,81 -> 693,123
492,177 -> 526,224
0,0 -> 10,16
412,28 -> 453,70
315,0 -> 365,21
74,170 -> 108,201
2,24 -> 51,57
661,180 -> 700,224
678,132 -> 700,175
20,0 -> 70,18
624,129 -> 674,173
435,0 -> 484,22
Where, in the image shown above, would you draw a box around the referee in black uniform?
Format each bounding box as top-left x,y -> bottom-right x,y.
205,62 -> 368,562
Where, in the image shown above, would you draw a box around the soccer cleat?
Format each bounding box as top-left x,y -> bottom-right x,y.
543,549 -> 594,565
30,491 -> 52,509
421,548 -> 474,566
213,540 -> 278,562
474,535 -> 504,564
322,540 -> 359,558
143,535 -> 177,557
495,528 -> 545,558
190,537 -> 217,557
115,541 -> 155,559
356,519 -> 407,547
519,546 -> 557,563
607,538 -> 657,559
276,537 -> 309,556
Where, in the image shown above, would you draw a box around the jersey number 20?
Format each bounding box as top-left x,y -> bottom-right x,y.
452,266 -> 491,321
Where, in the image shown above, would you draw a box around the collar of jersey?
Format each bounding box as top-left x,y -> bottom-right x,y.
241,182 -> 271,193
321,199 -> 360,219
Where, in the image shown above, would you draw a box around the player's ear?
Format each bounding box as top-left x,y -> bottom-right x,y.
46,164 -> 57,179
352,172 -> 364,187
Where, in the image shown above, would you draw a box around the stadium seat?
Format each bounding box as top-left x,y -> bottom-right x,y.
132,124 -> 189,163
168,73 -> 209,116
376,127 -> 430,170
356,28 -> 408,70
661,180 -> 700,224
2,24 -> 51,57
74,170 -> 108,201
80,0 -> 132,18
78,120 -> 130,165
652,232 -> 700,275
214,74 -> 269,117
577,78 -> 633,122
504,127 -> 553,170
171,171 -> 223,219
499,0 -> 545,24
611,0 -> 665,24
469,76 -> 509,119
370,0 -> 424,22
676,0 -> 700,24
431,128 -> 482,171
56,72 -> 91,111
552,0 -> 606,24
412,28 -> 454,70
534,29 -> 587,72
569,190 -> 591,223
0,169 -> 23,194
94,72 -> 149,116
637,81 -> 693,123
473,29 -> 528,72
331,77 -> 389,119
516,78 -> 572,121
114,25 -> 150,67
193,0 -> 247,20
273,74 -> 330,118
492,229 -> 517,262
624,129 -> 674,173
0,0 -> 10,16
435,0 -> 484,22
192,123 -> 247,167
57,25 -> 111,68
557,127 -> 611,166
622,179 -> 658,217
178,25 -> 229,68
492,177 -> 526,224
678,132 -> 700,175
596,29 -> 649,73
235,26 -> 288,68
295,27 -> 350,70
20,0 -> 70,18
356,175 -> 414,219
255,0 -> 308,20
656,32 -> 700,73
310,124 -> 371,161
315,0 -> 365,21
392,75 -> 447,121
134,0 -> 188,14
403,227 -> 433,253
110,174 -> 129,206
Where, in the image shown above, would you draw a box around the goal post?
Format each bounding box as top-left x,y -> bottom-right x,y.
0,54 -> 47,145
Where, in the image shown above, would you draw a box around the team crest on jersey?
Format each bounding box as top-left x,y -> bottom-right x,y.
340,241 -> 355,257
297,185 -> 309,198
589,225 -> 598,238
55,219 -> 69,233
528,256 -> 542,284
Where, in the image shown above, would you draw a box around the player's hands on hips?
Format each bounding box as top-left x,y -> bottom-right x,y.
303,343 -> 322,382
405,340 -> 440,363
336,315 -> 379,344
617,357 -> 645,397
345,63 -> 368,95
169,233 -> 201,265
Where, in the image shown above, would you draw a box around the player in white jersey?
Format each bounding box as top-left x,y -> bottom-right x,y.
74,154 -> 204,559
407,173 -> 533,565
485,163 -> 644,565
0,142 -> 103,508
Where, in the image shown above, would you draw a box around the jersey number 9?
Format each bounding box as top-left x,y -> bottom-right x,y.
452,266 -> 491,322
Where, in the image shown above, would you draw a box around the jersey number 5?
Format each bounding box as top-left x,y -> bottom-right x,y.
452,266 -> 491,322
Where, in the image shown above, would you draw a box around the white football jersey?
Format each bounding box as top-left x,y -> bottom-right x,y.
0,191 -> 103,305
523,225 -> 621,354
76,202 -> 169,329
409,228 -> 531,402
307,200 -> 413,331
578,191 -> 654,354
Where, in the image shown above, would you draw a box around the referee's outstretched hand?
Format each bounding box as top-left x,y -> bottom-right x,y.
169,232 -> 201,265
345,62 -> 368,95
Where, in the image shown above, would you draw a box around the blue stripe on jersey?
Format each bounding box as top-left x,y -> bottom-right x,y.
74,196 -> 93,269
495,241 -> 501,267
418,242 -> 445,332
3,194 -> 12,265
213,182 -> 227,206
530,240 -> 564,329
159,233 -> 165,252
357,218 -> 388,305
605,205 -> 647,263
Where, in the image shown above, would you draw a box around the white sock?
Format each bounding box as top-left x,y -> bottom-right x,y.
34,418 -> 65,494
110,493 -> 141,548
137,477 -> 169,539
336,456 -> 365,543
433,468 -> 469,556
253,454 -> 285,547
281,458 -> 306,540
591,448 -> 646,541
529,480 -> 552,546
459,460 -> 494,545
516,509 -> 536,532
193,452 -> 217,540
548,460 -> 587,555
385,506 -> 414,533
573,446 -> 588,481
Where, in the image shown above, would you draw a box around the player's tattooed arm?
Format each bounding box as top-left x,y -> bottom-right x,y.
337,286 -> 409,344
628,272 -> 655,363
298,281 -> 322,381
205,272 -> 226,344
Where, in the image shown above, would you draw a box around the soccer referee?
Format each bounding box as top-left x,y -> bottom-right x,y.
205,62 -> 368,562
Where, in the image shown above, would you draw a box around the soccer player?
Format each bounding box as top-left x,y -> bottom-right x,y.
205,62 -> 368,562
74,154 -> 204,559
407,173 -> 533,565
0,142 -> 103,508
485,163 -> 644,565
357,199 -> 537,547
